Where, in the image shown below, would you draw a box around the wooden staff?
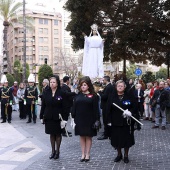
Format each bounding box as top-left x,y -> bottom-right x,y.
113,103 -> 143,126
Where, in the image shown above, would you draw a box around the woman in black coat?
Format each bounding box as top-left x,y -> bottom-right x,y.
107,80 -> 138,163
40,75 -> 65,160
71,76 -> 100,162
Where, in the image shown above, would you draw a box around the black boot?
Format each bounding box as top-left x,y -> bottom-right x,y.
26,119 -> 32,123
114,154 -> 122,162
49,151 -> 56,159
54,152 -> 60,159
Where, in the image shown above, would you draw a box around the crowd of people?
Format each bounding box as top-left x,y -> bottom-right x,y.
1,73 -> 170,164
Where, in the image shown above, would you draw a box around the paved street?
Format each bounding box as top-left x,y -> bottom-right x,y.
1,107 -> 170,170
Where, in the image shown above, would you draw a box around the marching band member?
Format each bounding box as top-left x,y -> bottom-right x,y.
24,74 -> 38,123
0,75 -> 13,123
107,80 -> 138,163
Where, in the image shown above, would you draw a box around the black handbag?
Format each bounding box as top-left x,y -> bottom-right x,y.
92,120 -> 101,131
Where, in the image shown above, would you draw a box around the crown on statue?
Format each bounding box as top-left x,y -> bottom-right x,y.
91,24 -> 98,31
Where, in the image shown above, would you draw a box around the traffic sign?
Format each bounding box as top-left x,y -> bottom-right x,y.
135,68 -> 142,76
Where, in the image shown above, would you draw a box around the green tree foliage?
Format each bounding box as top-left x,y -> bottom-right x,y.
65,0 -> 170,66
13,60 -> 22,83
156,67 -> 167,80
38,64 -> 53,92
126,64 -> 137,80
6,73 -> 14,87
141,71 -> 155,84
26,63 -> 30,80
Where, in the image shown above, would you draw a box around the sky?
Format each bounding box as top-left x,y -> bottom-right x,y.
0,0 -> 65,55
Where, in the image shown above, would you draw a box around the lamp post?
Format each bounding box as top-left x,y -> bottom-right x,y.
23,0 -> 26,82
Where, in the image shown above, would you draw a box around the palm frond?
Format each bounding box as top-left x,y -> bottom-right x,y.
8,2 -> 23,19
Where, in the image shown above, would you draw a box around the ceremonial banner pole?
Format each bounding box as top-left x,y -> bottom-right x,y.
59,114 -> 69,137
113,103 -> 143,126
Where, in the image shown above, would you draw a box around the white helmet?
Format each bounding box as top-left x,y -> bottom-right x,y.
28,74 -> 35,83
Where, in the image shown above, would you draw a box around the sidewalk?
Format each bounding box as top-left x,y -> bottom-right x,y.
1,112 -> 170,170
0,120 -> 49,170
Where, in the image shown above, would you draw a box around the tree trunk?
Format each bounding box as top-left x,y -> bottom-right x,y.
3,21 -> 11,74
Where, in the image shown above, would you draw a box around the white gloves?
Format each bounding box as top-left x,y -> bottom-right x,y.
107,123 -> 111,126
24,100 -> 26,105
40,119 -> 43,124
60,120 -> 67,129
123,109 -> 132,118
70,118 -> 76,129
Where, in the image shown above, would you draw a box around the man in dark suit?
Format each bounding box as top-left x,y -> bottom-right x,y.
61,76 -> 76,137
97,76 -> 115,140
134,83 -> 144,130
39,79 -> 49,101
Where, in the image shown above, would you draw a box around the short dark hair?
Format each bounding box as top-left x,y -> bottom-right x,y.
103,76 -> 110,82
63,76 -> 70,83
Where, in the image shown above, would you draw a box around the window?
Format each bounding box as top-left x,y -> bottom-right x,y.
54,29 -> 58,35
44,19 -> 48,25
64,39 -> 70,44
54,47 -> 59,52
54,38 -> 59,44
54,19 -> 58,25
44,37 -> 48,43
18,28 -> 23,34
39,46 -> 43,52
44,46 -> 48,52
39,19 -> 43,24
39,55 -> 44,60
39,37 -> 43,43
44,28 -> 48,34
39,28 -> 43,34
64,22 -> 68,27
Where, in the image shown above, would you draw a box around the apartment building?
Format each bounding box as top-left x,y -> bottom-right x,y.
6,8 -> 62,76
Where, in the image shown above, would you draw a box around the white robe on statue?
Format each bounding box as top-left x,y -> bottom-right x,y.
82,35 -> 104,79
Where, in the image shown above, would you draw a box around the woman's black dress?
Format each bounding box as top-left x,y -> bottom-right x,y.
107,91 -> 138,149
40,88 -> 64,135
72,92 -> 100,137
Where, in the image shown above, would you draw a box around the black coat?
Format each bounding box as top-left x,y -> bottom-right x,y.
151,89 -> 169,110
71,92 -> 100,136
99,83 -> 115,110
39,85 -> 49,100
40,88 -> 65,120
0,86 -> 13,105
61,84 -> 76,109
24,86 -> 38,105
107,91 -> 138,126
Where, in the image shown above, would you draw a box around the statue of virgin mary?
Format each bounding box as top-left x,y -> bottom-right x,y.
82,24 -> 104,78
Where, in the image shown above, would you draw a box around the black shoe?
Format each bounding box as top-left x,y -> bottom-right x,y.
114,155 -> 122,162
1,120 -> 6,123
49,152 -> 56,159
26,120 -> 32,123
8,121 -> 11,123
80,156 -> 85,162
33,120 -> 36,123
97,136 -> 108,140
68,131 -> 72,135
124,156 -> 129,163
54,152 -> 60,159
85,156 -> 90,162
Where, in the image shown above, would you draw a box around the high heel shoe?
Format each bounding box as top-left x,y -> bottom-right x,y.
114,154 -> 122,162
124,156 -> 129,163
49,152 -> 55,159
85,156 -> 90,162
54,152 -> 60,159
80,156 -> 85,162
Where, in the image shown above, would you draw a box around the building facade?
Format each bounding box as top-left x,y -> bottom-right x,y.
6,9 -> 62,78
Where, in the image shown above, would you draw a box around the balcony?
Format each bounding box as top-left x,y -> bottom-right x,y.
3,61 -> 8,65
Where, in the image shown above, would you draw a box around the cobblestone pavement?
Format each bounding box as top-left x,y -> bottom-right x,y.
1,108 -> 170,170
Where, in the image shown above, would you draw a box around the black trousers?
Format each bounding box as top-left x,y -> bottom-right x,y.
27,104 -> 36,121
137,102 -> 144,117
1,104 -> 12,121
102,109 -> 109,137
19,101 -> 26,119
